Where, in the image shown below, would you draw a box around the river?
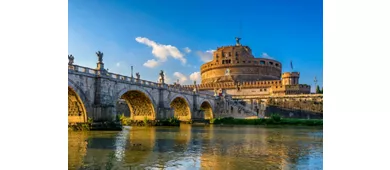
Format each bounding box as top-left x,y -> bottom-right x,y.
69,124 -> 323,170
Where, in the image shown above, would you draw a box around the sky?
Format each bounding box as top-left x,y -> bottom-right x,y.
68,0 -> 323,90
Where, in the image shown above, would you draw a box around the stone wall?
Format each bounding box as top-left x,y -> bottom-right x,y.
265,106 -> 323,119
116,100 -> 130,117
265,99 -> 323,119
213,97 -> 258,119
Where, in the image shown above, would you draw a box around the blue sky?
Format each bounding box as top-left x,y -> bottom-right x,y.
68,0 -> 323,89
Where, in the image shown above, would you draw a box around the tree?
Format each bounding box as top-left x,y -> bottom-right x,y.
321,87 -> 323,94
316,85 -> 321,94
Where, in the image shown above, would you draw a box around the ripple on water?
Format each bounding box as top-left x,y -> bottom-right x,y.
68,126 -> 323,169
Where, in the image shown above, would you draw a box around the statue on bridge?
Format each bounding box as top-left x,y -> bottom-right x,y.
193,81 -> 197,93
159,70 -> 165,84
136,72 -> 140,80
68,54 -> 74,65
96,51 -> 104,63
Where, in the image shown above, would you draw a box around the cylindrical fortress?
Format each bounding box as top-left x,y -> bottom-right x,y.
200,44 -> 282,84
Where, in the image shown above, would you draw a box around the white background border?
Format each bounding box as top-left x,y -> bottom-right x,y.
0,0 -> 390,169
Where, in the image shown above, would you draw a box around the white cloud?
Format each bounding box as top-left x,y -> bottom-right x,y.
143,59 -> 159,68
135,37 -> 187,64
116,62 -> 120,67
196,50 -> 215,63
184,47 -> 191,53
189,72 -> 201,83
261,52 -> 273,59
173,72 -> 188,84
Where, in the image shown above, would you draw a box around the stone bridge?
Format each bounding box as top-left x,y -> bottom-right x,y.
68,57 -> 215,123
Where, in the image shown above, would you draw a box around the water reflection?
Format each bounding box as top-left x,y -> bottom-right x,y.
68,125 -> 323,170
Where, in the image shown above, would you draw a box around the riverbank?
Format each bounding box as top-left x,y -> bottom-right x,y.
210,117 -> 322,126
119,115 -> 181,127
68,122 -> 122,131
69,114 -> 322,131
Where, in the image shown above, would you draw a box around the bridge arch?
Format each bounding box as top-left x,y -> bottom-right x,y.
68,80 -> 90,123
169,94 -> 192,121
116,86 -> 157,120
200,100 -> 214,120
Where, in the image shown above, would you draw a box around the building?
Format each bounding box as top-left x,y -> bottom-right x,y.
182,37 -> 311,97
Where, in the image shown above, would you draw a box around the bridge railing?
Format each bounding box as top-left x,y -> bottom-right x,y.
69,64 -> 216,98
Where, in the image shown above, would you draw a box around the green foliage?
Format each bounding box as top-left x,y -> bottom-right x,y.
143,116 -> 149,126
270,113 -> 281,122
316,85 -> 321,93
68,123 -> 91,131
209,116 -> 322,126
168,117 -> 180,125
119,113 -> 131,126
158,117 -> 180,126
88,117 -> 93,124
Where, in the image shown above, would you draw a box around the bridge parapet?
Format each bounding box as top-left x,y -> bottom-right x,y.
69,65 -> 222,100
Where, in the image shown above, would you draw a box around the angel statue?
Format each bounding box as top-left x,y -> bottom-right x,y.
96,51 -> 104,63
68,54 -> 74,65
135,72 -> 140,80
193,81 -> 197,92
159,70 -> 165,83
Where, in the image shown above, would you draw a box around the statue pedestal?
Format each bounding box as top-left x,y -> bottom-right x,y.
97,62 -> 104,70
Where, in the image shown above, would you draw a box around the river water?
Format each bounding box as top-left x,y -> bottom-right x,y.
69,125 -> 323,170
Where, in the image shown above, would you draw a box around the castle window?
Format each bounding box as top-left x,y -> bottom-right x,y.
235,52 -> 238,56
260,89 -> 262,91
264,89 -> 267,91
243,61 -> 246,63
229,52 -> 231,56
260,61 -> 265,65
275,63 -> 279,67
269,62 -> 274,65
248,61 -> 251,63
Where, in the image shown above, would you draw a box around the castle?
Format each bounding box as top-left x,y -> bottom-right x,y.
182,37 -> 311,97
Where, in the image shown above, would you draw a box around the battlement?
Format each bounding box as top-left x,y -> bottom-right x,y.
181,80 -> 311,90
282,72 -> 300,78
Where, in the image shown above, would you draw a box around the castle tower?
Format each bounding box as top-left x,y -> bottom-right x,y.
200,38 -> 282,84
281,72 -> 300,85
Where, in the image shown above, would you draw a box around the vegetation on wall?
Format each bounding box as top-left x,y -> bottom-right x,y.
209,114 -> 322,126
267,98 -> 323,113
